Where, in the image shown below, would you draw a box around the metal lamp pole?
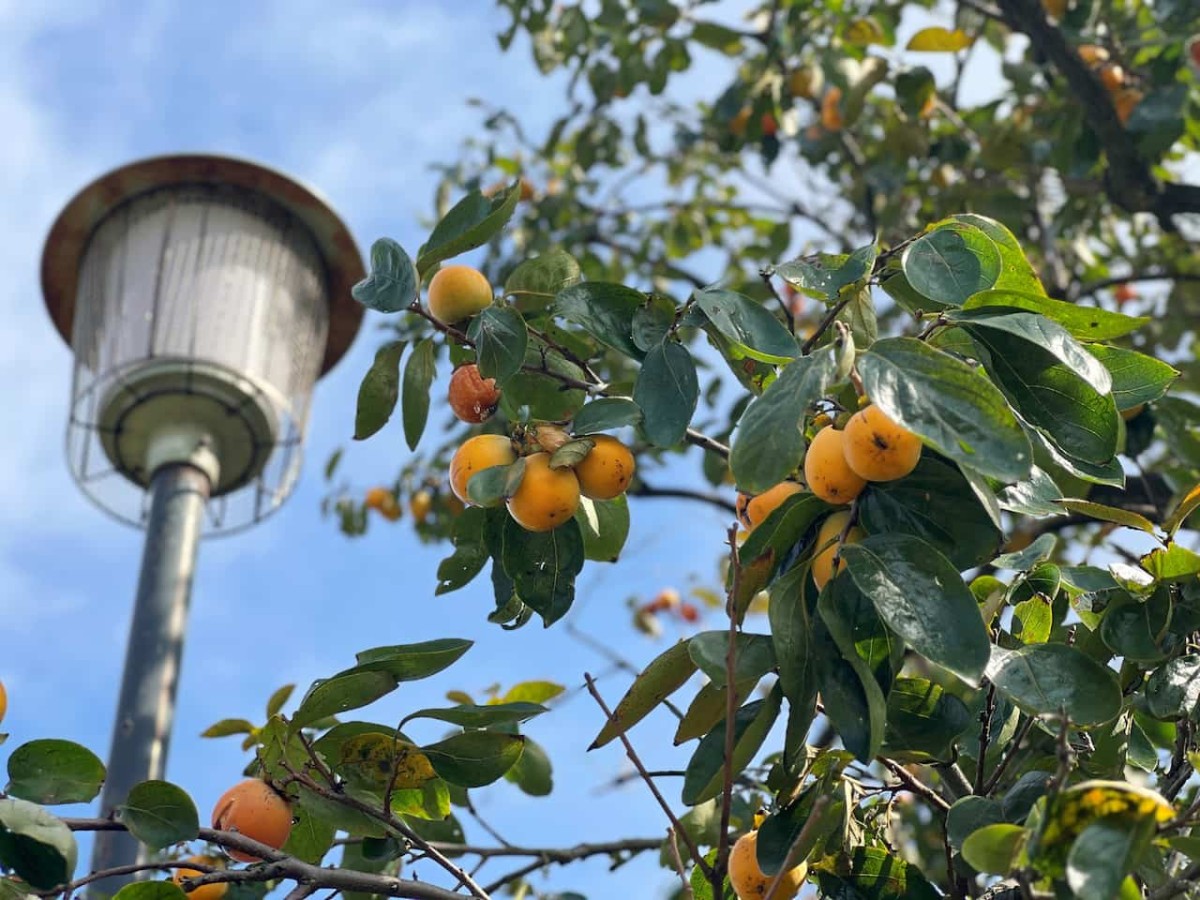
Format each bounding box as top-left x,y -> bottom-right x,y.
39,154 -> 365,896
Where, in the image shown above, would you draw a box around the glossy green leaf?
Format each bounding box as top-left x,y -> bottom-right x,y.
687,632 -> 777,689
767,565 -> 818,762
468,304 -> 527,382
1141,543 -> 1200,582
1087,344 -> 1178,410
401,339 -> 435,451
961,823 -> 1027,876
505,735 -> 553,797
883,677 -> 972,761
681,684 -> 781,805
985,643 -> 1122,725
466,462 -> 519,508
554,282 -> 643,359
673,680 -> 755,745
947,796 -> 1005,850
950,309 -> 1112,390
501,516 -> 584,626
902,223 -> 1001,305
997,466 -> 1067,518
776,243 -> 877,301
282,802 -> 336,864
1145,655 -> 1200,721
354,341 -> 405,441
1058,499 -> 1156,534
633,340 -> 699,447
422,732 -> 524,787
352,238 -> 417,313
591,641 -> 697,749
119,780 -> 199,851
993,534 -> 1058,571
842,534 -> 990,685
571,398 -> 643,434
1101,590 -> 1170,663
857,338 -> 1031,482
0,797 -> 78,890
858,455 -> 1001,568
694,287 -> 798,364
292,670 -> 400,731
403,702 -> 547,729
815,847 -> 940,899
948,215 -> 1045,297
730,347 -> 836,493
504,248 -> 582,299
575,495 -> 631,563
963,290 -> 1147,340
4,740 -> 104,806
353,639 -> 474,681
416,184 -> 520,275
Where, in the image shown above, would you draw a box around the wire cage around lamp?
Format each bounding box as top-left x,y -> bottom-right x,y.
41,155 -> 366,536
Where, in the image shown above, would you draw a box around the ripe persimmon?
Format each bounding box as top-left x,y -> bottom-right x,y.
211,780 -> 292,863
449,434 -> 517,505
448,364 -> 501,424
811,510 -> 863,591
427,265 -> 493,325
820,86 -> 844,132
803,427 -> 867,505
409,490 -> 432,523
728,830 -> 807,899
573,435 -> 635,500
506,453 -> 581,532
842,405 -> 923,482
172,856 -> 227,900
0,679 -> 6,725
736,482 -> 805,530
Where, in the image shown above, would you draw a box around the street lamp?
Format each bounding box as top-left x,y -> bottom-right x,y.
40,154 -> 365,888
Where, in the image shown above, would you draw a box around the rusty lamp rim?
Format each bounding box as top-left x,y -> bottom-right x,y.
40,152 -> 367,377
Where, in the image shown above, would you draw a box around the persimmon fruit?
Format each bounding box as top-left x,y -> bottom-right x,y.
842,405 -> 923,482
573,435 -> 635,500
506,452 -> 581,532
211,780 -> 293,863
803,427 -> 866,504
449,434 -> 517,505
427,265 -> 493,325
811,510 -> 863,591
728,830 -> 807,899
448,364 -> 501,424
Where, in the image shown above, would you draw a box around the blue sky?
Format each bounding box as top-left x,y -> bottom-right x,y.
0,1 -> 744,895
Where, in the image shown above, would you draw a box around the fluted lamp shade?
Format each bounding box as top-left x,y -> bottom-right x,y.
41,155 -> 365,535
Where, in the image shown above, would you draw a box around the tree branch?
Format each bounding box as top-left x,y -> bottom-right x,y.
628,480 -> 737,514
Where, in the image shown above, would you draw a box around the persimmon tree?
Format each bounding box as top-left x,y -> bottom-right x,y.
4,2 -> 1200,900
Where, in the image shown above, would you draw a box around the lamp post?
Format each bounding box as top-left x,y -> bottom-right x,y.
39,154 -> 365,892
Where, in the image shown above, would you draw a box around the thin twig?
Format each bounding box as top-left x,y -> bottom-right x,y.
666,828 -> 695,898
877,759 -> 951,814
583,673 -> 714,881
975,684 -> 997,794
982,715 -> 1037,795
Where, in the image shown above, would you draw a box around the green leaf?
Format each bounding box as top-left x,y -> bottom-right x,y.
857,338 -> 1031,482
352,238 -> 417,313
416,185 -> 520,275
1087,345 -> 1178,410
505,735 -> 553,796
590,641 -> 697,749
1142,543 -> 1200,582
768,566 -> 818,766
353,639 -> 474,681
815,579 -> 889,761
1066,817 -> 1154,900
500,516 -> 585,626
674,680 -> 755,745
282,802 -> 335,865
815,847 -> 940,899
119,780 -> 199,851
687,632 -> 776,689
947,215 -> 1046,296
971,328 -> 1119,466
266,685 -> 295,719
633,340 -> 699,447
730,348 -> 837,493
201,718 -> 256,738
1145,654 -> 1200,721
947,796 -> 1005,850
401,339 -> 435,451
112,885 -> 185,900
354,341 -> 405,441
5,740 -> 105,805
498,681 -> 565,705
554,282 -> 643,359
468,305 -> 527,383
960,823 -> 1027,875
884,677 -> 972,761
842,534 -> 991,686
1100,590 -> 1170,663
691,20 -> 745,53
504,249 -> 582,299
422,732 -> 524,788
1059,499 -> 1156,534
0,797 -> 78,890
756,788 -> 844,876
858,455 -> 1001,569
575,495 -> 630,563
907,26 -> 973,51
292,670 -> 400,731
963,290 -> 1147,341
993,534 -> 1058,571
998,466 -> 1067,518
436,507 -> 490,595
571,398 -> 643,434
403,702 -> 547,729
986,644 -> 1122,725
466,462 -> 519,508
776,244 -> 877,301
694,288 -> 798,364
681,685 -> 782,805
949,309 -> 1112,390
739,493 -> 830,592
836,284 -> 878,348
501,345 -> 587,420
902,223 -> 1001,306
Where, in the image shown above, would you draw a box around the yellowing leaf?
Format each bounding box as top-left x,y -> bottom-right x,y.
906,27 -> 973,52
1164,482 -> 1200,536
338,734 -> 436,790
845,17 -> 887,46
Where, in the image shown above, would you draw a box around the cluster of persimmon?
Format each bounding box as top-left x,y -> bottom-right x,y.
737,402 -> 922,595
1078,43 -> 1143,124
448,426 -> 636,533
